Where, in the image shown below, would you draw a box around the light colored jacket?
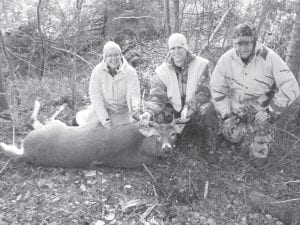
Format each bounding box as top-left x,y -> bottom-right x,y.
210,43 -> 300,118
154,56 -> 209,112
89,58 -> 140,124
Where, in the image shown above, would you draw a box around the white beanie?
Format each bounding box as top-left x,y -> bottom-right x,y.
168,33 -> 188,50
103,41 -> 122,56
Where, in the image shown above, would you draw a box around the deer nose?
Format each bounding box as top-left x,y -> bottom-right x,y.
162,143 -> 172,153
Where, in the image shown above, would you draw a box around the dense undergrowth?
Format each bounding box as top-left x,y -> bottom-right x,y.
0,39 -> 300,225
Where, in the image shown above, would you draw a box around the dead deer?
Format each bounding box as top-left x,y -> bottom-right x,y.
0,101 -> 186,168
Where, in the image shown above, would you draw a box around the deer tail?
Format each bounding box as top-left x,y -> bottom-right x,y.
0,142 -> 25,160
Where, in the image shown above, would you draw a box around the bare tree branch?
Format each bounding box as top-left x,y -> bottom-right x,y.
112,16 -> 159,21
49,45 -> 94,69
164,0 -> 171,37
200,3 -> 233,54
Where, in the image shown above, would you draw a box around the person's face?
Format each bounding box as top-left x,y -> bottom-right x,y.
105,48 -> 122,69
234,41 -> 254,59
169,46 -> 187,67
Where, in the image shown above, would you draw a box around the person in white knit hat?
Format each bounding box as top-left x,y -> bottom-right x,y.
75,41 -> 141,128
140,33 -> 211,125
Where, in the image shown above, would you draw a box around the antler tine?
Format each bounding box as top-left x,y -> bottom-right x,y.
131,112 -> 141,122
171,117 -> 181,125
171,117 -> 190,125
148,121 -> 159,128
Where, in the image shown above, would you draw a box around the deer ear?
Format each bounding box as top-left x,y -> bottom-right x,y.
174,124 -> 186,134
138,127 -> 158,137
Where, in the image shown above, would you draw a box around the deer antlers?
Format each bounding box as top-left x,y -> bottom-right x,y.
132,112 -> 190,128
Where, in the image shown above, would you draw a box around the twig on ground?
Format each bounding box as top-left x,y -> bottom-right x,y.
204,181 -> 209,199
243,183 -> 247,203
267,198 -> 300,204
141,202 -> 158,219
274,180 -> 300,193
0,159 -> 11,174
274,180 -> 300,185
139,215 -> 150,225
142,163 -> 167,197
275,126 -> 300,142
263,139 -> 299,169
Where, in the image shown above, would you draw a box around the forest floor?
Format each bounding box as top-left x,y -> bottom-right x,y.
0,39 -> 300,225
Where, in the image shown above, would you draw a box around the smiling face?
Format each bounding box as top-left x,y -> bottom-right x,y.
169,46 -> 187,67
105,48 -> 122,70
234,40 -> 254,59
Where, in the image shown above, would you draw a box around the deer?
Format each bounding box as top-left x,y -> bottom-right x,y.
0,100 -> 186,168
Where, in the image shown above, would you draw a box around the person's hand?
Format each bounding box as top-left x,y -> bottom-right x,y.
181,105 -> 194,121
222,117 -> 233,138
254,110 -> 269,125
222,116 -> 243,143
181,106 -> 189,120
139,112 -> 152,126
102,120 -> 112,128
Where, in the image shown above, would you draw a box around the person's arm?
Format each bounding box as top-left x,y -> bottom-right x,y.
185,63 -> 211,116
269,51 -> 300,113
209,57 -> 232,119
89,65 -> 110,125
126,68 -> 141,112
145,75 -> 170,119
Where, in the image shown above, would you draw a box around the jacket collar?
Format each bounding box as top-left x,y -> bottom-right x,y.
166,51 -> 196,70
102,57 -> 128,74
233,43 -> 265,65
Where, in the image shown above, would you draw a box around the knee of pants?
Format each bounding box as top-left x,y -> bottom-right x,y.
249,135 -> 273,158
76,108 -> 99,126
221,121 -> 244,144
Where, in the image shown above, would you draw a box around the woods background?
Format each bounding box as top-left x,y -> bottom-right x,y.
0,1 -> 300,225
1,0 -> 300,115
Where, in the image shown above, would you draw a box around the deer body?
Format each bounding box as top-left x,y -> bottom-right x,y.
0,101 -> 185,168
12,122 -> 160,168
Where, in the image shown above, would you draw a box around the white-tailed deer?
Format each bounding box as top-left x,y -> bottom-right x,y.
0,101 -> 186,168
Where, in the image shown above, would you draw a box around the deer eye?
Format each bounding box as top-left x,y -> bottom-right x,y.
170,132 -> 176,137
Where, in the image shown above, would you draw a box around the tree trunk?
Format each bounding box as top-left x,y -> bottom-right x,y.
0,30 -> 15,81
256,0 -> 272,34
0,64 -> 9,111
164,0 -> 171,37
173,0 -> 179,32
0,30 -> 16,121
286,0 -> 300,80
71,0 -> 83,111
37,0 -> 45,79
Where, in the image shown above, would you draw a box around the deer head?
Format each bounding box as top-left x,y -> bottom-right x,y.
138,118 -> 186,151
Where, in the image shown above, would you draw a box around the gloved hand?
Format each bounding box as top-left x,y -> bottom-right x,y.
222,116 -> 243,143
222,117 -> 233,139
181,106 -> 189,120
254,110 -> 270,125
180,105 -> 193,121
139,112 -> 152,126
102,120 -> 112,129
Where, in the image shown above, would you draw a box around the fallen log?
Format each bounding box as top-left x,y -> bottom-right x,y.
248,190 -> 300,225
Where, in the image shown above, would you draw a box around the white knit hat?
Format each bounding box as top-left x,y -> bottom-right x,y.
103,41 -> 122,56
168,33 -> 188,50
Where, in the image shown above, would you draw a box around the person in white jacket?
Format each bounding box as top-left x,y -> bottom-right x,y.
140,33 -> 211,124
76,41 -> 141,128
210,23 -> 300,166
